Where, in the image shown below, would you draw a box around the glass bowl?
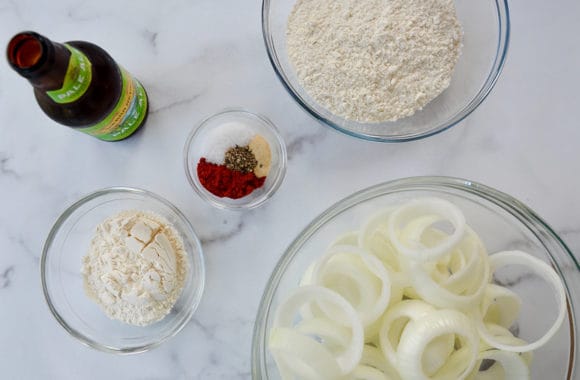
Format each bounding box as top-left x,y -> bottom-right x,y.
184,109 -> 287,210
41,187 -> 205,354
262,0 -> 510,142
252,177 -> 579,379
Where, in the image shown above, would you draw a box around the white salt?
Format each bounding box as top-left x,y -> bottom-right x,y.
200,122 -> 256,164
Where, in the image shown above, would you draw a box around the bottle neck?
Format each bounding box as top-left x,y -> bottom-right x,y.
7,32 -> 71,91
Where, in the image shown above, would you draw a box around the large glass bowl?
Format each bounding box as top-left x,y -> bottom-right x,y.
41,187 -> 205,354
262,0 -> 510,142
252,177 -> 578,379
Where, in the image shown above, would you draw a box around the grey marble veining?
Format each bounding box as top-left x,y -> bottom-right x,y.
0,0 -> 579,379
0,265 -> 14,289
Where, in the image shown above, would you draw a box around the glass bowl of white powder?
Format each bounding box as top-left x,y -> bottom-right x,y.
262,0 -> 510,142
41,187 -> 205,353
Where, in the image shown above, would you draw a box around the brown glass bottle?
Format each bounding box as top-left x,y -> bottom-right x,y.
7,31 -> 148,141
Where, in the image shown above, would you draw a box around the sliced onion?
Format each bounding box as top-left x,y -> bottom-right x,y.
387,198 -> 466,262
351,365 -> 390,380
476,251 -> 566,353
480,284 -> 521,328
428,229 -> 481,293
270,327 -> 342,379
333,244 -> 405,307
360,344 -> 402,380
378,300 -> 437,367
469,349 -> 530,380
478,324 -> 533,366
296,317 -> 351,349
272,285 -> 364,374
403,228 -> 490,310
396,309 -> 479,380
300,258 -> 376,321
312,246 -> 392,327
359,207 -> 402,273
300,262 -> 317,286
318,258 -> 380,314
422,333 -> 455,376
269,199 -> 563,379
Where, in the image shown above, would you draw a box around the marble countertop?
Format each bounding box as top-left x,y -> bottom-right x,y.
1,0 -> 579,378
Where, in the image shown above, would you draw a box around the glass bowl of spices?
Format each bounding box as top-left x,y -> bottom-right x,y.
41,187 -> 205,353
262,0 -> 510,142
184,109 -> 287,210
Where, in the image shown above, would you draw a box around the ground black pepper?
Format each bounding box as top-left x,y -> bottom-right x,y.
224,145 -> 258,173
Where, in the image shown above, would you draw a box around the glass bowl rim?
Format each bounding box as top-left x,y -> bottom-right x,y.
251,176 -> 578,378
40,186 -> 206,354
261,0 -> 511,142
183,108 -> 288,210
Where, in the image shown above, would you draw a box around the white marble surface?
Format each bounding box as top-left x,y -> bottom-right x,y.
1,0 -> 579,379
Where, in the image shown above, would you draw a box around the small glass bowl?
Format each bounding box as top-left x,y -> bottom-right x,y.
184,109 -> 287,210
252,177 -> 579,379
262,0 -> 510,142
41,187 -> 205,354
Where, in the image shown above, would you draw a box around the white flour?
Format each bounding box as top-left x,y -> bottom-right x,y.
82,210 -> 188,326
287,0 -> 463,123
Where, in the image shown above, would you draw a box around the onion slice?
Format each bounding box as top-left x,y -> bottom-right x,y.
360,345 -> 402,380
478,324 -> 533,366
387,198 -> 466,262
312,246 -> 392,327
379,300 -> 437,367
272,285 -> 364,374
351,365 -> 391,380
480,284 -> 521,328
396,309 -> 479,380
359,207 -> 401,273
469,349 -> 530,380
403,228 -> 490,310
296,317 -> 351,349
269,327 -> 342,379
476,251 -> 566,353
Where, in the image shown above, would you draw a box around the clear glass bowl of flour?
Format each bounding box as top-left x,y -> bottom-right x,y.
262,0 -> 510,142
41,187 -> 205,353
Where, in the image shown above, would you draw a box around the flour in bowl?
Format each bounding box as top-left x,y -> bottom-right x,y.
82,210 -> 188,326
286,0 -> 463,123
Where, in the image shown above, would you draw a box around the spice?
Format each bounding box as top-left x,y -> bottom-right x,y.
197,158 -> 265,199
225,145 -> 258,173
200,122 -> 255,164
195,121 -> 273,200
248,135 -> 271,178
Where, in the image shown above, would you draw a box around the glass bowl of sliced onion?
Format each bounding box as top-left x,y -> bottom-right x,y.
252,177 -> 579,379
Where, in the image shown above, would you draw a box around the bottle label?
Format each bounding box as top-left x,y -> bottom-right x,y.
77,68 -> 148,141
46,44 -> 92,104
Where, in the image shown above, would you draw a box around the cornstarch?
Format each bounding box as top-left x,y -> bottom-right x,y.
82,210 -> 188,326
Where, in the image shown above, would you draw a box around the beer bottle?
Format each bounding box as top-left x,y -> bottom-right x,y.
6,31 -> 148,141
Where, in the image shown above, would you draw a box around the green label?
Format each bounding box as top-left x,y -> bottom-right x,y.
78,68 -> 148,141
46,44 -> 92,103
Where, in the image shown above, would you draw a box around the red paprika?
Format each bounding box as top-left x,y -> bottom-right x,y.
197,158 -> 266,199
